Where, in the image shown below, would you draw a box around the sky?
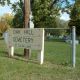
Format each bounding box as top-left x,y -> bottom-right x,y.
0,5 -> 12,16
0,0 -> 17,16
0,0 -> 75,21
60,12 -> 70,21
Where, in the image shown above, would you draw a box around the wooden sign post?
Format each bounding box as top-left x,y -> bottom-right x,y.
38,29 -> 44,64
9,46 -> 14,57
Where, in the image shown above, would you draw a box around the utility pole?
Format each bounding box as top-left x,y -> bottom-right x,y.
24,0 -> 30,27
24,0 -> 30,59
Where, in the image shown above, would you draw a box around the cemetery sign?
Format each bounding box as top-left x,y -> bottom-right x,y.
7,28 -> 44,50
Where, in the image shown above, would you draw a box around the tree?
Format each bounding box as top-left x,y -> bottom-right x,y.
31,0 -> 56,28
0,0 -> 10,6
31,0 -> 70,28
1,13 -> 13,27
0,13 -> 13,35
0,19 -> 9,35
12,9 -> 24,28
69,0 -> 80,36
11,0 -> 30,28
45,17 -> 69,37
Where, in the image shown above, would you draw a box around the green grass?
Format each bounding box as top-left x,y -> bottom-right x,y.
0,38 -> 80,80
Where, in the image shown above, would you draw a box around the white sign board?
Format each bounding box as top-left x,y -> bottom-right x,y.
7,28 -> 44,50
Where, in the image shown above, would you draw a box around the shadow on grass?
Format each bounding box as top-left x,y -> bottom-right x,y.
0,51 -> 70,66
0,37 -> 4,40
45,39 -> 65,42
11,56 -> 39,64
0,50 -> 24,57
0,51 -> 8,57
0,51 -> 39,64
14,53 -> 24,57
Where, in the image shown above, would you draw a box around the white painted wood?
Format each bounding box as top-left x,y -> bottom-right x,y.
9,46 -> 14,57
38,29 -> 44,64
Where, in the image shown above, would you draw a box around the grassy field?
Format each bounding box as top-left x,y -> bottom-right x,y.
0,38 -> 80,80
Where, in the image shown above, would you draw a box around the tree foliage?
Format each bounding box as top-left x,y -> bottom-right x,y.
69,0 -> 80,35
45,17 -> 69,36
0,20 -> 9,34
31,0 -> 58,28
11,0 -> 24,28
0,14 -> 13,35
0,0 -> 10,6
1,13 -> 13,26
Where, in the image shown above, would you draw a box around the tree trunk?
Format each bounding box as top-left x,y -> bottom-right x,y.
24,0 -> 30,59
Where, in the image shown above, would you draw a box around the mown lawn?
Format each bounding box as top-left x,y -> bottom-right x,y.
0,38 -> 80,80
